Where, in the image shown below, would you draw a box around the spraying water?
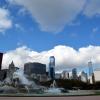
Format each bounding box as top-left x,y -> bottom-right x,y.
13,69 -> 36,93
45,80 -> 62,94
13,69 -> 32,85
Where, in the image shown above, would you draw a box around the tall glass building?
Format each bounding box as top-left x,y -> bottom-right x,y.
88,61 -> 93,76
49,56 -> 55,80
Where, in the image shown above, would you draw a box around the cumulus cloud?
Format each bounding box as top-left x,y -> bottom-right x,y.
8,0 -> 86,33
0,8 -> 12,33
83,0 -> 100,17
94,70 -> 100,82
2,45 -> 100,72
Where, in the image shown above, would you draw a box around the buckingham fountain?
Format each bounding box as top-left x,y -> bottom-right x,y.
44,80 -> 67,94
0,69 -> 96,96
0,68 -> 69,96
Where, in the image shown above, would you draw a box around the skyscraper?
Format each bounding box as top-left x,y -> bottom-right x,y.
88,61 -> 93,76
24,62 -> 46,75
88,61 -> 95,84
61,71 -> 69,79
80,71 -> 88,83
0,53 -> 3,70
72,68 -> 77,80
49,56 -> 55,80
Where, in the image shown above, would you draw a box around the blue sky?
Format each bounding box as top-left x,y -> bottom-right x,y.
0,0 -> 100,52
0,0 -> 100,76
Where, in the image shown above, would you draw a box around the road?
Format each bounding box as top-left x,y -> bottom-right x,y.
0,96 -> 100,100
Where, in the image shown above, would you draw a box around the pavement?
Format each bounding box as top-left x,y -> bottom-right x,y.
0,96 -> 100,100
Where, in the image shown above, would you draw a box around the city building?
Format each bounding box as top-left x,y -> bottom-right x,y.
61,71 -> 69,79
92,72 -> 95,84
49,56 -> 55,80
72,68 -> 78,80
0,60 -> 19,82
0,69 -> 8,81
94,68 -> 100,82
0,53 -> 3,70
24,62 -> 47,82
7,61 -> 19,81
79,71 -> 88,83
0,53 -> 8,81
88,61 -> 95,84
55,73 -> 61,79
88,61 -> 93,76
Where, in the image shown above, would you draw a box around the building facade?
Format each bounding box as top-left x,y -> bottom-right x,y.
0,53 -> 3,70
88,61 -> 93,76
7,61 -> 19,81
94,69 -> 100,82
72,68 -> 78,80
24,62 -> 47,82
61,71 -> 69,79
55,73 -> 61,79
88,61 -> 95,84
49,56 -> 55,80
79,71 -> 88,83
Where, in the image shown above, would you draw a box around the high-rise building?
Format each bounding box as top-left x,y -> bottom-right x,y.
49,56 -> 55,80
61,71 -> 69,79
55,73 -> 61,79
79,71 -> 88,83
88,61 -> 95,84
0,53 -> 3,70
88,61 -> 93,76
24,62 -> 47,82
72,68 -> 77,80
92,73 -> 95,84
94,68 -> 100,82
24,62 -> 46,75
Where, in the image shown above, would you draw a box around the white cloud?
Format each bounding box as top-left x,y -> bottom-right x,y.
2,45 -> 100,73
83,0 -> 100,17
0,8 -> 12,33
8,0 -> 86,33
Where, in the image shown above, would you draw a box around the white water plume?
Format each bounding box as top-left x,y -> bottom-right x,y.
13,69 -> 33,86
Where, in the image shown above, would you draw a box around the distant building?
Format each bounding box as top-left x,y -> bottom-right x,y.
72,68 -> 77,80
88,61 -> 93,76
94,69 -> 100,82
79,71 -> 88,83
0,69 -> 8,81
24,62 -> 46,75
0,53 -> 3,70
88,61 -> 95,84
61,71 -> 69,79
24,62 -> 47,82
0,53 -> 7,81
55,73 -> 61,79
49,56 -> 55,80
92,73 -> 95,84
7,61 -> 19,81
0,61 -> 19,82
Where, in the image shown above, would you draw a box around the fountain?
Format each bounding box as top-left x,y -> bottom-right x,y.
0,69 -> 68,95
12,69 -> 45,94
45,80 -> 64,94
24,85 -> 30,93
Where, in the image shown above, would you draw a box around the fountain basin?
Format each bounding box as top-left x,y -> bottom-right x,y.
45,88 -> 68,94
